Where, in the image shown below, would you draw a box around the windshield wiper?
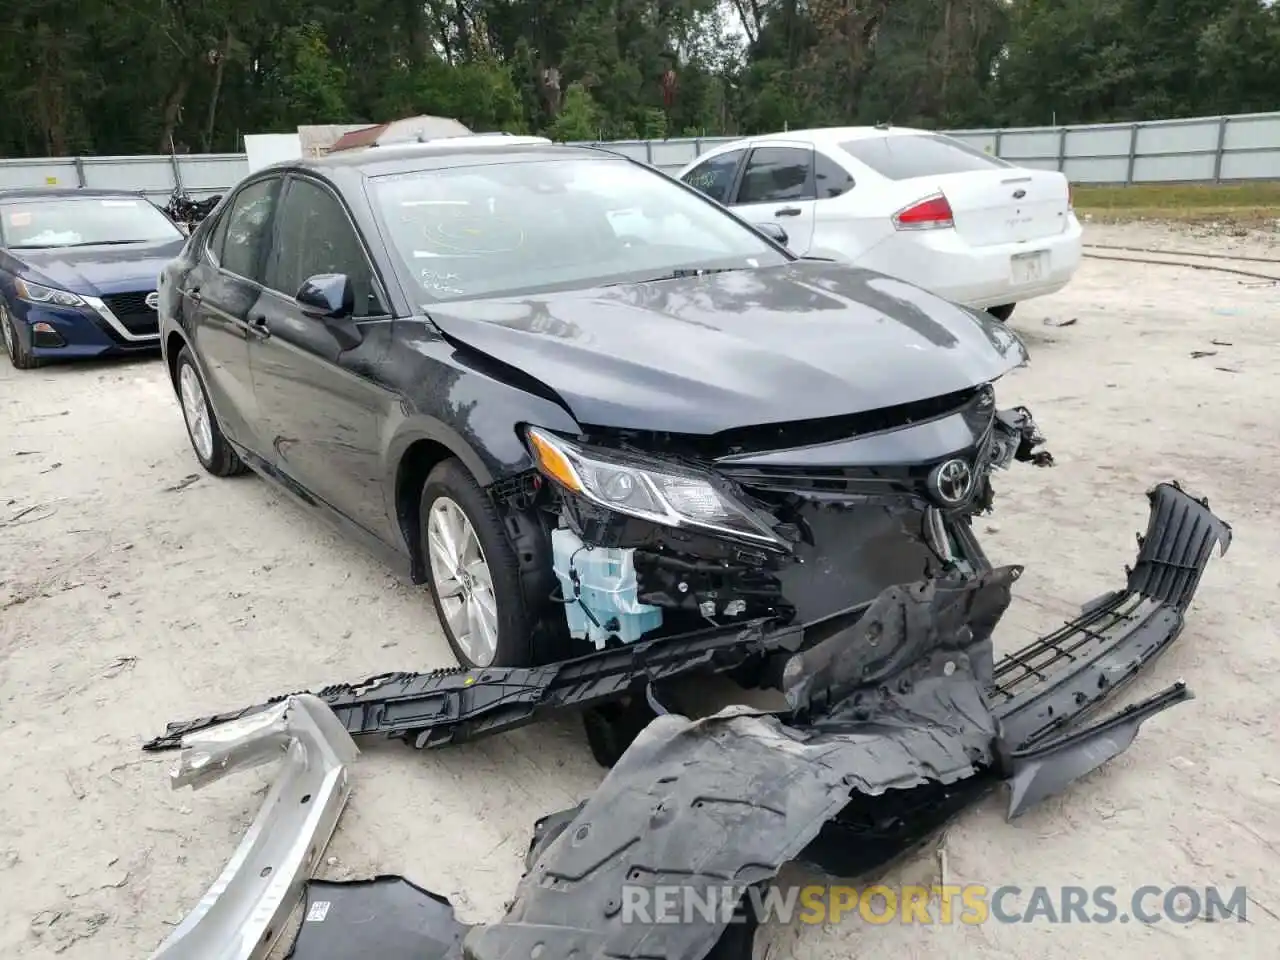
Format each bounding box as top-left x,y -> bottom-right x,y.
11,240 -> 144,250
57,240 -> 146,248
605,267 -> 745,287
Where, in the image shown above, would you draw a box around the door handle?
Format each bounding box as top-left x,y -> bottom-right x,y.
187,285 -> 202,304
248,314 -> 271,337
775,207 -> 802,217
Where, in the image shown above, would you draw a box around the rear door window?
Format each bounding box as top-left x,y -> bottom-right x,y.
680,149 -> 746,204
814,151 -> 856,199
266,177 -> 384,318
734,147 -> 815,204
220,177 -> 281,281
839,134 -> 1013,180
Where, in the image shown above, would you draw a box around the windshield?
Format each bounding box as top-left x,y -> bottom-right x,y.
369,156 -> 790,302
1,196 -> 183,249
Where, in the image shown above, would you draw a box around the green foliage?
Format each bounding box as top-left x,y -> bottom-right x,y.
272,22 -> 348,124
547,83 -> 603,142
638,108 -> 667,140
1,0 -> 1278,157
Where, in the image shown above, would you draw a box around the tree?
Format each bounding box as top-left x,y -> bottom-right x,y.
0,0 -> 1277,158
547,83 -> 602,141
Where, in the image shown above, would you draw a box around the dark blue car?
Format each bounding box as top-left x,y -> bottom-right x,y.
0,188 -> 189,369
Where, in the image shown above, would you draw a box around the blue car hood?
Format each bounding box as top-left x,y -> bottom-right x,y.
14,238 -> 186,296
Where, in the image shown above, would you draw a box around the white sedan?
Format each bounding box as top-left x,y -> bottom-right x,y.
674,126 -> 1083,321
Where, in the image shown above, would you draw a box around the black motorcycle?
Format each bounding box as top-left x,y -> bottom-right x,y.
163,187 -> 222,231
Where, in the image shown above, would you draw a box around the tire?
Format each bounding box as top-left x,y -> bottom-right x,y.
987,303 -> 1016,322
1,303 -> 40,369
175,346 -> 247,477
582,696 -> 658,768
420,458 -> 533,669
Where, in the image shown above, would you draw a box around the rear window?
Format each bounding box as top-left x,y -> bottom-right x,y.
840,134 -> 1012,181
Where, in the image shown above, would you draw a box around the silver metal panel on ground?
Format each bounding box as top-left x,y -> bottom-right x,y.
148,695 -> 358,960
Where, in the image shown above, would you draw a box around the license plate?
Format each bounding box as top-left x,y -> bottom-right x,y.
1011,250 -> 1048,285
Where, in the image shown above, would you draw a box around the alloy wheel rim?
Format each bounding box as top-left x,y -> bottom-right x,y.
427,496 -> 499,667
178,363 -> 214,462
1,313 -> 13,358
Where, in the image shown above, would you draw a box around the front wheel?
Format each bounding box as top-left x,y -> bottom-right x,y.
987,303 -> 1016,322
1,303 -> 39,369
420,458 -> 532,669
175,346 -> 247,477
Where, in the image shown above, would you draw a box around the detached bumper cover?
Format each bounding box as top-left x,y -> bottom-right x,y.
149,481 -> 1229,960
148,694 -> 358,960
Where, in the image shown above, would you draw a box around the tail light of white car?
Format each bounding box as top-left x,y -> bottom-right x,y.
892,193 -> 955,231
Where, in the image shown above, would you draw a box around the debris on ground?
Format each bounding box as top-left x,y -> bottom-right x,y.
145,483 -> 1230,960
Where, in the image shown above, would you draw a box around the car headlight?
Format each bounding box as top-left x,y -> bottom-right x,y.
14,278 -> 86,308
525,425 -> 787,550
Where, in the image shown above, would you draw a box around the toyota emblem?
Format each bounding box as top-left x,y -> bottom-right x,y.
928,458 -> 974,506
144,291 -> 160,310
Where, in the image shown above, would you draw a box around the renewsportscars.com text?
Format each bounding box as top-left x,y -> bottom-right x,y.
620,883 -> 1249,926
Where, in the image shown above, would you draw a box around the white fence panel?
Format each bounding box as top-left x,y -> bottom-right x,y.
0,158 -> 80,188
1,111 -> 1277,194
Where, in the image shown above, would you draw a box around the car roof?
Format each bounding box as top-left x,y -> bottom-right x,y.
0,187 -> 148,203
689,126 -> 937,164
267,140 -> 616,180
757,126 -> 933,144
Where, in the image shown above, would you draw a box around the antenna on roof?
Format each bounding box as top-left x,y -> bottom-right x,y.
874,121 -> 892,130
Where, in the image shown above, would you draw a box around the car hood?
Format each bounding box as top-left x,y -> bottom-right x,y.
424,262 -> 1028,435
13,238 -> 186,296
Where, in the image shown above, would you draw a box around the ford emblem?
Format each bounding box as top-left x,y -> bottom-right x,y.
1012,189 -> 1027,199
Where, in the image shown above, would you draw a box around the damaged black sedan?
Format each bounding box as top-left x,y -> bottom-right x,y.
159,138 -> 1051,671
150,139 -> 1237,960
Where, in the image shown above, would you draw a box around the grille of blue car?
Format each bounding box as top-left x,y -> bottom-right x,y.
102,291 -> 159,336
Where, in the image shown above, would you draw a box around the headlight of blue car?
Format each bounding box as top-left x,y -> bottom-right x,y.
14,278 -> 86,308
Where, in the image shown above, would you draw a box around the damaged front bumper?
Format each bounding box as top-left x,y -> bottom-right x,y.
523,394 -> 1052,647
147,481 -> 1230,960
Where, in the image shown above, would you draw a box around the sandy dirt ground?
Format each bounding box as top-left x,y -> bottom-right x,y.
2,221 -> 1278,959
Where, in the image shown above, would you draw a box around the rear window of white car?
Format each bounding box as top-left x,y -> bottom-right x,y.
840,134 -> 1013,180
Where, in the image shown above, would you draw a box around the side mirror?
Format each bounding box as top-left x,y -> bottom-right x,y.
296,273 -> 362,351
757,222 -> 789,247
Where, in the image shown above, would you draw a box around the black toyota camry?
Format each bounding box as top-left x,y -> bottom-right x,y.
156,138 -> 1050,670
